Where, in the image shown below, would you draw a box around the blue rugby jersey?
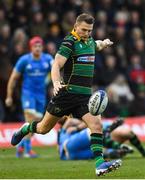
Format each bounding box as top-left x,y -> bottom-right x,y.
14,52 -> 53,95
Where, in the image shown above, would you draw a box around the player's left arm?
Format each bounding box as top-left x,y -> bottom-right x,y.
5,56 -> 26,107
5,70 -> 21,107
95,39 -> 113,51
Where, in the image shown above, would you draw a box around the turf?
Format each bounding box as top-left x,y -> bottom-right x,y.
0,146 -> 145,179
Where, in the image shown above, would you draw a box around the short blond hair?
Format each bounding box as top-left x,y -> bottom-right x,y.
76,13 -> 94,24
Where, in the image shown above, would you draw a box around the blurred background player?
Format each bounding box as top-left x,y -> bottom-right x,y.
5,36 -> 53,158
57,117 -> 145,160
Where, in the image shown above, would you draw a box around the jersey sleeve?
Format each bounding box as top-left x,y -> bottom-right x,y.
57,38 -> 74,59
14,56 -> 27,74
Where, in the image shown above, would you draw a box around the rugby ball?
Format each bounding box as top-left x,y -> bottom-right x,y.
88,90 -> 108,115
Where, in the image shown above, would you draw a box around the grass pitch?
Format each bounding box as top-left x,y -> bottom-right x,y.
0,146 -> 145,179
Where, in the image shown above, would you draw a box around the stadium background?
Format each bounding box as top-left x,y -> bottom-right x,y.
0,1 -> 145,178
0,0 -> 145,141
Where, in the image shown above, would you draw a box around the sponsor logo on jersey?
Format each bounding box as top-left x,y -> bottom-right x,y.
28,69 -> 45,76
77,56 -> 95,62
26,64 -> 32,69
24,101 -> 30,107
43,62 -> 49,68
28,72 -> 45,76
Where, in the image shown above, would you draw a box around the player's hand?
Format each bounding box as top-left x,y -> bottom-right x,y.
53,81 -> 67,96
103,39 -> 113,48
5,97 -> 13,107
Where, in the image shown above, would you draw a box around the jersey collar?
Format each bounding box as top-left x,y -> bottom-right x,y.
71,29 -> 91,44
30,52 -> 42,60
71,29 -> 81,41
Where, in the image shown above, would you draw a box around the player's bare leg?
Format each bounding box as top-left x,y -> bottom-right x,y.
11,111 -> 60,146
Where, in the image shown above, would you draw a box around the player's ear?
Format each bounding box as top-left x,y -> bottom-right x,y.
74,23 -> 77,31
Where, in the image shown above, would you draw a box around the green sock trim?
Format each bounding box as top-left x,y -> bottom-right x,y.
91,146 -> 103,151
91,144 -> 103,148
90,133 -> 104,168
95,157 -> 104,167
95,156 -> 104,161
91,136 -> 102,141
21,125 -> 30,135
91,144 -> 103,152
104,137 -> 121,149
113,142 -> 121,149
29,124 -> 34,132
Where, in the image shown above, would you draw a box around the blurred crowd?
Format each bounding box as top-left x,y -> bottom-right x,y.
0,0 -> 145,122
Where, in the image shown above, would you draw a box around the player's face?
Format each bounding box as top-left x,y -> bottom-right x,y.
31,43 -> 43,56
74,21 -> 93,41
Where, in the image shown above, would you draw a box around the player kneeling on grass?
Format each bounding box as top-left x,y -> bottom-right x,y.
57,117 -> 145,161
103,118 -> 145,158
10,13 -> 122,176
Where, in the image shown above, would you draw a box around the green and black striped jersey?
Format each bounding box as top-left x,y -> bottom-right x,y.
57,30 -> 97,95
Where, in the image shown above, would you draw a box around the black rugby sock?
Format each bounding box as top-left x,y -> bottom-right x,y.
90,133 -> 104,168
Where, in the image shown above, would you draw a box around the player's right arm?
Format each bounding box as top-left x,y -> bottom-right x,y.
5,56 -> 26,107
51,37 -> 74,96
51,53 -> 67,96
5,70 -> 21,107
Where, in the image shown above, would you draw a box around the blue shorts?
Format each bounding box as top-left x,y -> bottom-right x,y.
21,90 -> 46,117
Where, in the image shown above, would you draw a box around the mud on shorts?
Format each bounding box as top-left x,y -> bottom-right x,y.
47,89 -> 90,119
